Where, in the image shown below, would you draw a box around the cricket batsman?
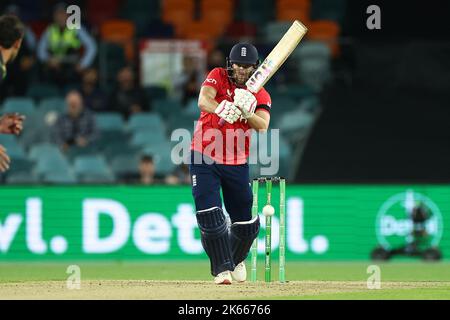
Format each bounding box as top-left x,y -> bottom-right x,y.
190,43 -> 271,284
0,14 -> 26,172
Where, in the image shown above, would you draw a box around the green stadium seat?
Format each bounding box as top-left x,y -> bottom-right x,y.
66,145 -> 100,163
167,113 -> 197,134
128,112 -> 165,133
73,155 -> 114,182
0,134 -> 16,145
102,143 -> 141,161
41,171 -> 77,184
152,98 -> 183,120
184,98 -> 200,116
2,97 -> 36,117
142,143 -> 175,177
94,130 -> 130,151
18,112 -> 53,149
6,172 -> 40,184
294,40 -> 331,62
95,112 -> 125,131
38,97 -> 66,113
263,21 -> 293,43
3,143 -> 26,160
298,59 -> 331,91
28,143 -> 65,162
34,156 -> 72,178
145,85 -> 168,100
110,153 -> 140,178
7,158 -> 34,174
130,129 -> 168,147
26,83 -> 61,102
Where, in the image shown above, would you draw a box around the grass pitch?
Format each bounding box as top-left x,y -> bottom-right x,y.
0,261 -> 449,299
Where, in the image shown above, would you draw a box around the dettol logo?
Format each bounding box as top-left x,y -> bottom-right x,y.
375,190 -> 443,250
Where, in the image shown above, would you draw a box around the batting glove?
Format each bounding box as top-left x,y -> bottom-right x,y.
214,100 -> 242,124
234,88 -> 257,120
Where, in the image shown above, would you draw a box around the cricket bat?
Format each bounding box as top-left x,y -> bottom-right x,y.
219,20 -> 308,126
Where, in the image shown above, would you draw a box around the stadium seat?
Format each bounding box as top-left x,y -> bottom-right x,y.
34,156 -> 72,178
66,145 -> 100,163
6,172 -> 40,184
28,143 -> 66,162
276,109 -> 315,134
310,0 -> 347,24
18,111 -> 53,149
294,40 -> 331,62
94,130 -> 130,151
263,21 -> 295,43
0,134 -> 17,145
306,20 -> 340,56
130,129 -> 168,148
41,171 -> 77,184
7,158 -> 34,174
110,154 -> 140,179
26,83 -> 61,102
145,86 -> 168,100
73,155 -> 114,183
2,97 -> 35,117
95,113 -> 125,132
38,97 -> 66,113
184,98 -> 200,116
142,144 -> 175,177
127,113 -> 165,133
102,143 -> 141,160
298,59 -> 331,91
98,42 -> 127,85
100,20 -> 136,61
167,113 -> 197,135
3,143 -> 26,160
152,98 -> 183,120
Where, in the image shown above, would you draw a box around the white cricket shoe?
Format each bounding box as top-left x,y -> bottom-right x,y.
231,262 -> 247,282
214,271 -> 232,285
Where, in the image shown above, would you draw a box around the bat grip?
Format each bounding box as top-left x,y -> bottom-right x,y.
218,118 -> 225,127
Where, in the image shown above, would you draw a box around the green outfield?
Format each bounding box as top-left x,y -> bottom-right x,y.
0,261 -> 449,299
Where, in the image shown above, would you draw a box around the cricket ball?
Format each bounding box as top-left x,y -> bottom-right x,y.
262,205 -> 275,217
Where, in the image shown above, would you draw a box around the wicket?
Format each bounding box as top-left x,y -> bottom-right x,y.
250,176 -> 286,283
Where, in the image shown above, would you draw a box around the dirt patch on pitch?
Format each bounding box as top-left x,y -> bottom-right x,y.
1,280 -> 448,300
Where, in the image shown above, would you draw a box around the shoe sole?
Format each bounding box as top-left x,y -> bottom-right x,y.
215,279 -> 232,285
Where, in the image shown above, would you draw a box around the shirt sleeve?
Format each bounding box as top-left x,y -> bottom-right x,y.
201,68 -> 222,92
78,27 -> 97,69
255,90 -> 272,114
37,28 -> 50,62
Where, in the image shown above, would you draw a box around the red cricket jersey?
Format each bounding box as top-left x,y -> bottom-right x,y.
190,68 -> 272,165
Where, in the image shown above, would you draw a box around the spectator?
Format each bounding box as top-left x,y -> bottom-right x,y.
173,56 -> 201,105
37,2 -> 97,87
138,154 -> 164,185
165,164 -> 190,185
207,49 -> 225,70
53,90 -> 97,153
107,66 -> 150,120
78,68 -> 106,112
0,5 -> 37,98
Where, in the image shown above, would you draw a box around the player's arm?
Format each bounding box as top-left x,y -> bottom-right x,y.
0,144 -> 10,172
198,86 -> 219,113
0,113 -> 25,135
247,110 -> 270,132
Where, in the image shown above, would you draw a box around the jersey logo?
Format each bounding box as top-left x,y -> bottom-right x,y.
241,47 -> 247,57
204,78 -> 217,85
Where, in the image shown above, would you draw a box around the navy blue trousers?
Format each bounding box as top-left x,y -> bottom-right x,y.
189,151 -> 253,223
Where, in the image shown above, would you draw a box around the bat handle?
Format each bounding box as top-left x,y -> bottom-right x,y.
218,118 -> 225,127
